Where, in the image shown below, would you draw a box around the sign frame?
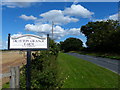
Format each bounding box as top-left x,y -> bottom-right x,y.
8,33 -> 50,89
8,34 -> 49,51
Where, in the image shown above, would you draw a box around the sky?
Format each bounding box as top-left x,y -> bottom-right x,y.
1,1 -> 119,49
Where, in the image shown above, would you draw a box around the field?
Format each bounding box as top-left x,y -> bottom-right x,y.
1,51 -> 26,85
57,53 -> 120,88
1,52 -> 120,88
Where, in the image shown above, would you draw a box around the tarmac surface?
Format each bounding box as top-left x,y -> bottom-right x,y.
67,53 -> 120,74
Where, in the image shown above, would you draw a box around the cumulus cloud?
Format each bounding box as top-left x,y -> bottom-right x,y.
92,13 -> 118,22
24,4 -> 93,39
19,14 -> 37,21
37,4 -> 94,25
25,23 -> 82,40
11,33 -> 23,38
6,3 -> 94,40
63,4 -> 94,18
67,28 -> 80,35
39,4 -> 94,24
108,13 -> 118,20
25,24 -> 51,33
40,10 -> 79,24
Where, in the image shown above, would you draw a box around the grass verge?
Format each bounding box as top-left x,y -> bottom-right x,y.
74,51 -> 120,60
57,53 -> 120,88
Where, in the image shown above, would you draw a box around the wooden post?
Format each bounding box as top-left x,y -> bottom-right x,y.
10,67 -> 15,88
15,66 -> 20,88
8,34 -> 10,50
52,21 -> 54,39
26,50 -> 31,89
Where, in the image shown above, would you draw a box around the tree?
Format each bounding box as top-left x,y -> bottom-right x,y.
60,37 -> 83,52
81,20 -> 120,52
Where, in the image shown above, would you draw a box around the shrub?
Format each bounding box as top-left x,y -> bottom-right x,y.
20,39 -> 62,89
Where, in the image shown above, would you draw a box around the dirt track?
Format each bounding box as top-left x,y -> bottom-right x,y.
1,51 -> 26,85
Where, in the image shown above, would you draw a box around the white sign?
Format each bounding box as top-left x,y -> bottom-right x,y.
9,34 -> 48,49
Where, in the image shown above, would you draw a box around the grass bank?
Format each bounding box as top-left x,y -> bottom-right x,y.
57,53 -> 120,88
74,51 -> 120,60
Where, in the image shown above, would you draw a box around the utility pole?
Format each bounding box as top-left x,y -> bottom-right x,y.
118,1 -> 120,25
52,21 -> 54,39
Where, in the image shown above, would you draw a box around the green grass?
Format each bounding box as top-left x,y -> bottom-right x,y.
76,51 -> 120,60
57,53 -> 120,88
2,82 -> 9,88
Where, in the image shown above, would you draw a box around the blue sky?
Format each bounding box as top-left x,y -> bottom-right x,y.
1,2 -> 118,49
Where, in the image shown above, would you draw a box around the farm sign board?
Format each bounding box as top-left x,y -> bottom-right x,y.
8,33 -> 49,88
8,34 -> 49,50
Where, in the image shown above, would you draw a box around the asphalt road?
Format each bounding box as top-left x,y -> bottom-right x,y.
67,53 -> 120,74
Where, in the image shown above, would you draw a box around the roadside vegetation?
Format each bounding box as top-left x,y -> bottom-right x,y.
76,51 -> 120,60
81,20 -> 120,53
3,52 -> 120,89
59,20 -> 120,60
57,53 -> 119,88
20,39 -> 62,89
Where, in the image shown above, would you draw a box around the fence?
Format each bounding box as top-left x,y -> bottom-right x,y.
2,66 -> 20,88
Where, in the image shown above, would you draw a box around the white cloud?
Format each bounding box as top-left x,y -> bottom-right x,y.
73,0 -> 79,5
39,4 -> 94,25
40,10 -> 79,24
0,40 -> 8,49
91,18 -> 107,22
19,14 -> 37,21
25,23 -> 81,40
92,13 -> 118,22
2,2 -> 32,8
1,34 -> 23,49
63,4 -> 94,18
67,28 -> 80,35
11,33 -> 23,38
108,13 -> 118,20
2,0 -> 42,8
25,24 -> 51,33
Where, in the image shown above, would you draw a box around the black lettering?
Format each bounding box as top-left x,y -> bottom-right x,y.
14,40 -> 17,42
24,43 -> 26,46
26,40 -> 29,42
23,40 -> 25,42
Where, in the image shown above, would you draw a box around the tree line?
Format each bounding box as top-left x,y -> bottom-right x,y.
59,20 -> 120,53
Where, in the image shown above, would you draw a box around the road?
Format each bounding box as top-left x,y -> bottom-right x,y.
67,53 -> 120,74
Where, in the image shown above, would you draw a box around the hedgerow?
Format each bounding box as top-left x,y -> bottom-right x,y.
20,39 -> 62,89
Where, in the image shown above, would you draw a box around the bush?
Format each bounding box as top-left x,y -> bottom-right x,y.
20,39 -> 62,89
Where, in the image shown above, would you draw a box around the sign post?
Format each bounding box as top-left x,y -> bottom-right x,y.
26,50 -> 31,89
8,34 -> 49,89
